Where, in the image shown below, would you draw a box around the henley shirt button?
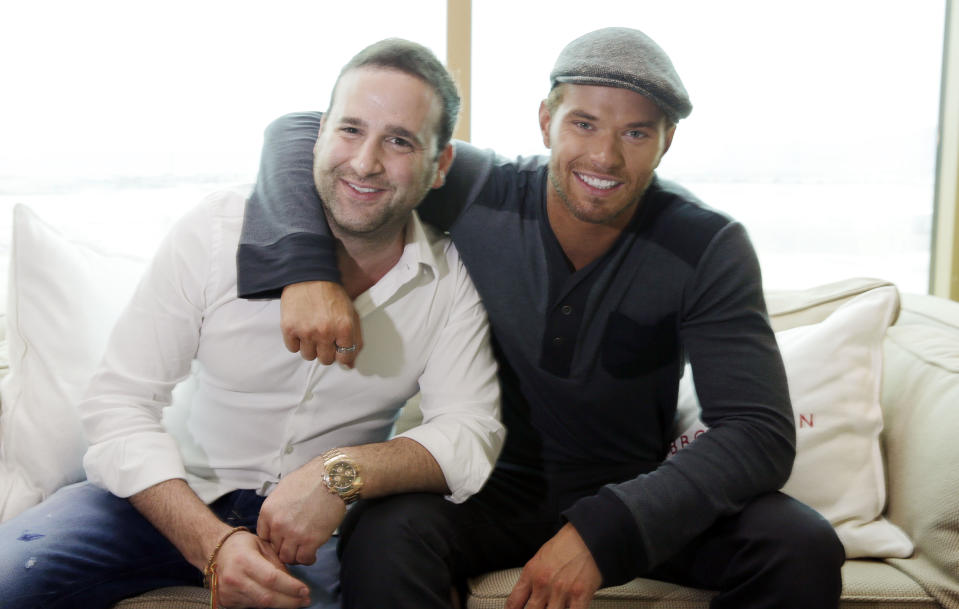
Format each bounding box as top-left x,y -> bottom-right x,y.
552,336 -> 565,346
560,305 -> 573,315
284,443 -> 294,455
303,392 -> 314,401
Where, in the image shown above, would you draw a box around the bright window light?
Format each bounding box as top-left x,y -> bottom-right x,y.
471,0 -> 946,293
0,0 -> 445,255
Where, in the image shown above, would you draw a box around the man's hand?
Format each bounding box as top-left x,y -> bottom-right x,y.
257,458 -> 347,565
505,523 -> 602,609
281,281 -> 363,366
212,528 -> 311,608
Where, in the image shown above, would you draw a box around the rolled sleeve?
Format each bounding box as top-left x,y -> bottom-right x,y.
397,409 -> 504,502
83,430 -> 187,498
404,250 -> 504,503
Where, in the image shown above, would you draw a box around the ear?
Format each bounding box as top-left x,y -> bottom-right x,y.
538,100 -> 552,149
431,143 -> 456,189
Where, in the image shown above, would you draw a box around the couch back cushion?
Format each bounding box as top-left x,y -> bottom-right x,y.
764,277 -> 898,332
881,293 -> 959,607
675,278 -> 913,558
0,205 -> 148,520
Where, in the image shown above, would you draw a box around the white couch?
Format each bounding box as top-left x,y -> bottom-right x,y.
1,205 -> 957,608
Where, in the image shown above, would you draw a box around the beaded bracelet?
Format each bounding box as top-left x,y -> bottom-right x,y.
203,526 -> 249,609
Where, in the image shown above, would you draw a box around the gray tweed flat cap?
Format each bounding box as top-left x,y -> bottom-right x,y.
550,27 -> 692,123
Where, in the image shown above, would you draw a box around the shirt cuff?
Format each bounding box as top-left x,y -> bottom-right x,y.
83,431 -> 188,498
396,413 -> 504,503
236,232 -> 341,299
562,486 -> 650,586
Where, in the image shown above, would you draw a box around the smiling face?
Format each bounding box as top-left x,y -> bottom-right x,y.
539,83 -> 675,231
313,66 -> 454,241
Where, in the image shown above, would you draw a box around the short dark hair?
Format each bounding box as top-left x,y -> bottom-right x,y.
331,38 -> 460,156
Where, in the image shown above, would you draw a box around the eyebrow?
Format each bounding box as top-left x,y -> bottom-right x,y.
569,110 -> 659,129
570,110 -> 598,121
340,116 -> 425,149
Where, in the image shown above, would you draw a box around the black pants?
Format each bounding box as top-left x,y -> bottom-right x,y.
338,472 -> 844,609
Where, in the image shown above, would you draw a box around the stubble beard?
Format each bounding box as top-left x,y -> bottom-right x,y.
315,167 -> 400,240
547,166 -> 651,227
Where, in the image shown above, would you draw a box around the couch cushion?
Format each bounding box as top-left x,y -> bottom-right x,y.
882,293 -> 959,609
764,277 -> 897,331
465,559 -> 936,608
674,280 -> 913,558
468,569 -> 713,609
0,205 -> 148,521
112,586 -> 207,609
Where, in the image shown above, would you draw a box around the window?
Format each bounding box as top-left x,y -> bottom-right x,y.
471,0 -> 947,293
1,1 -> 949,295
0,0 -> 445,255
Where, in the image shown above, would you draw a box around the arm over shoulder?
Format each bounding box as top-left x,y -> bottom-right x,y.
237,112 -> 340,299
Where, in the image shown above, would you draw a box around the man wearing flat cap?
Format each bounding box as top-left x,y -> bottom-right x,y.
238,27 -> 845,609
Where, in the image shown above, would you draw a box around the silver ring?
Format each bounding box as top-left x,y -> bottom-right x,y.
335,343 -> 357,354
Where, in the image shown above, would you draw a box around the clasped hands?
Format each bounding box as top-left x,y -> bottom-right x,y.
211,459 -> 345,608
207,282 -> 355,607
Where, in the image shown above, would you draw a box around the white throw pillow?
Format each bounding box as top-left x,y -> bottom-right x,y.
672,285 -> 914,558
0,205 -> 148,521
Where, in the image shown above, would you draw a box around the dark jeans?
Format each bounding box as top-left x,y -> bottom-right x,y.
0,482 -> 340,609
338,471 -> 844,609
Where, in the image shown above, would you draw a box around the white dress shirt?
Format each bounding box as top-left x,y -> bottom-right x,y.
79,187 -> 503,504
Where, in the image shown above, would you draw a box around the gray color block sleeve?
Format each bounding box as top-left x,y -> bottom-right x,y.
237,112 -> 339,299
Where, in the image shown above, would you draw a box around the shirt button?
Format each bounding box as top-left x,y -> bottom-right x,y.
560,305 -> 573,315
552,336 -> 565,346
284,443 -> 294,455
303,392 -> 314,401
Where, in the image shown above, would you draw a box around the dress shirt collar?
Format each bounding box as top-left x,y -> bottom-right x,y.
357,210 -> 442,316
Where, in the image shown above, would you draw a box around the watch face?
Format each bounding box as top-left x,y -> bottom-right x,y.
327,461 -> 357,492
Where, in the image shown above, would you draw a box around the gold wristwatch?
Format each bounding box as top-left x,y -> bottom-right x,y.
320,450 -> 363,504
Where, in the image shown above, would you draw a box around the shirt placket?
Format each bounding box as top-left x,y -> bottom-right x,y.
540,276 -> 592,378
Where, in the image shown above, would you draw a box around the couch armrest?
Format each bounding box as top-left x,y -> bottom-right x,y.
880,293 -> 959,608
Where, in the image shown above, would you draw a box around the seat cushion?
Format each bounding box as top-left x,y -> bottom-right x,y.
467,569 -> 714,609
465,559 -> 937,608
112,586 -> 207,609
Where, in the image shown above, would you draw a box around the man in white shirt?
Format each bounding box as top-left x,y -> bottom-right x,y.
0,39 -> 503,609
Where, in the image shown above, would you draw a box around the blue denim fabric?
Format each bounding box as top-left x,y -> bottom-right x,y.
0,482 -> 340,609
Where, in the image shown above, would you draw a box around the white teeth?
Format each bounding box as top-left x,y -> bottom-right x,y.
577,173 -> 618,189
348,183 -> 379,193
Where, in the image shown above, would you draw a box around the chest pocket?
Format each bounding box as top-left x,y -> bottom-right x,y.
601,312 -> 678,378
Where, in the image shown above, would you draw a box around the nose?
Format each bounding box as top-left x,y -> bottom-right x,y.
350,137 -> 383,177
589,131 -> 624,171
